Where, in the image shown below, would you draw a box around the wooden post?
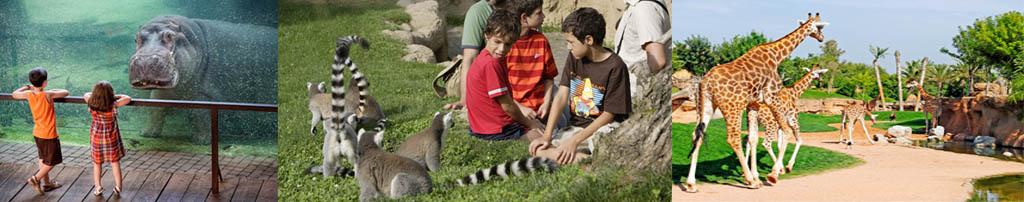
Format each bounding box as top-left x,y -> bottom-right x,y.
211,109 -> 220,194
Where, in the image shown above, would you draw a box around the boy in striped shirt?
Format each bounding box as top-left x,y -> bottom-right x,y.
504,0 -> 557,122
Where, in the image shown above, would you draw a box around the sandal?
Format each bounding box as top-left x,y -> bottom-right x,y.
27,176 -> 42,194
113,186 -> 121,195
43,181 -> 62,191
93,187 -> 103,196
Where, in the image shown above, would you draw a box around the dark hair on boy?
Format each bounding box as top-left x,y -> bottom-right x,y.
87,81 -> 117,112
492,0 -> 510,9
484,9 -> 521,42
506,0 -> 542,18
561,7 -> 605,43
29,68 -> 47,87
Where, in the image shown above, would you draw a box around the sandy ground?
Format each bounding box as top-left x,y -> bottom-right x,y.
672,121 -> 1024,201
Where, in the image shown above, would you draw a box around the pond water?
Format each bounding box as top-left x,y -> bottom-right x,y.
0,0 -> 278,157
968,174 -> 1024,202
913,140 -> 1024,163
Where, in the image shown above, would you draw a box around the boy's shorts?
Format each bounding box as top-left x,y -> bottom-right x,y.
34,136 -> 63,166
469,122 -> 527,141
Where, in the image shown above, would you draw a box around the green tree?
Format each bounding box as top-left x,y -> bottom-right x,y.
715,31 -> 769,63
869,45 -> 890,109
930,64 -> 955,98
944,11 -> 1024,101
820,40 -> 845,93
674,35 -> 718,75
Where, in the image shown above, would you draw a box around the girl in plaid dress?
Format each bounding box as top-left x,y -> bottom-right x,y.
84,81 -> 131,196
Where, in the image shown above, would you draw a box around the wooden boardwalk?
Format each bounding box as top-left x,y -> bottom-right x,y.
0,162 -> 276,202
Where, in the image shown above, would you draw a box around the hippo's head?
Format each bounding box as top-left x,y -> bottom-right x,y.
129,15 -> 197,89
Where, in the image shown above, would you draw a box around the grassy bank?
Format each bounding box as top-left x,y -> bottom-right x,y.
276,0 -> 668,201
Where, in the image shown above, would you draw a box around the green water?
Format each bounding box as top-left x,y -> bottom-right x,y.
968,174 -> 1024,202
0,0 -> 278,157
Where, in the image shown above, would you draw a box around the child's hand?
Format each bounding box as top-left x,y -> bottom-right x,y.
538,102 -> 550,119
556,141 -> 578,164
520,105 -> 537,120
529,138 -> 551,156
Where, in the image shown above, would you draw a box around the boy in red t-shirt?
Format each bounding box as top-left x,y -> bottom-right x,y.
466,10 -> 546,141
504,0 -> 557,121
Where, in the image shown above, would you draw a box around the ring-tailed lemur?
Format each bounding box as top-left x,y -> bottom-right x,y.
319,35 -> 368,178
355,126 -> 432,201
308,79 -> 387,136
454,157 -> 558,187
394,111 -> 454,172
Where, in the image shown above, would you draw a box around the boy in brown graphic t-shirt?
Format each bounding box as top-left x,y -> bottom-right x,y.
529,8 -> 631,165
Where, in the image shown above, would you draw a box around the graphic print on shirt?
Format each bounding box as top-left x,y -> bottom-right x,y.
569,74 -> 605,119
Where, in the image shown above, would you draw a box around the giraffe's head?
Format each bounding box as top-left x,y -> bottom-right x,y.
802,66 -> 829,81
906,80 -> 920,88
798,13 -> 829,42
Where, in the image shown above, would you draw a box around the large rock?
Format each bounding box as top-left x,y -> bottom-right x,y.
974,136 -> 997,147
401,44 -> 437,63
971,83 -> 1007,96
887,125 -> 913,139
595,60 -> 671,174
543,0 -> 674,44
929,126 -> 944,137
405,0 -> 448,61
893,137 -> 913,145
936,97 -> 1024,148
795,99 -> 826,114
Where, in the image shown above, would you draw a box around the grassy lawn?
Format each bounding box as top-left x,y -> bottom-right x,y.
800,89 -> 852,99
276,0 -> 668,201
671,115 -> 863,185
870,111 -> 928,133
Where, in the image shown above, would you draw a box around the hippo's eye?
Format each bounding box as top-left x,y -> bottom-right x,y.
162,32 -> 174,44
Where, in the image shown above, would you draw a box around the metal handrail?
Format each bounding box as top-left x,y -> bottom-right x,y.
0,92 -> 276,194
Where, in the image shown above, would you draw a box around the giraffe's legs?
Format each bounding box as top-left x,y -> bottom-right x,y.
684,90 -> 715,193
723,109 -> 759,188
745,110 -> 761,184
860,117 -> 875,144
846,118 -> 856,147
785,127 -> 803,173
839,114 -> 847,143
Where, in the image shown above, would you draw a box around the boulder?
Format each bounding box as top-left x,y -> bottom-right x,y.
595,59 -> 671,174
672,70 -> 693,88
893,137 -> 913,145
970,83 -> 1007,96
874,134 -> 889,143
974,136 -> 997,147
401,44 -> 437,63
906,94 -> 919,103
886,125 -> 913,139
382,29 -> 414,44
405,0 -> 448,61
927,135 -> 942,142
929,126 -> 944,137
796,99 -> 827,114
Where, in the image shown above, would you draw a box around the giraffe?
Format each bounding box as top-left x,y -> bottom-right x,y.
838,97 -> 880,146
906,80 -> 940,131
684,13 -> 829,192
744,67 -> 828,184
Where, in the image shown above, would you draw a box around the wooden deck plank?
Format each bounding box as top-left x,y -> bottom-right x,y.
254,180 -> 276,202
85,168 -> 121,202
9,166 -> 65,202
180,174 -> 211,202
59,167 -> 102,202
0,163 -> 37,202
131,171 -> 171,202
0,163 -> 16,186
107,170 -> 150,202
229,178 -> 261,202
155,173 -> 194,202
205,178 -> 239,202
45,166 -> 84,202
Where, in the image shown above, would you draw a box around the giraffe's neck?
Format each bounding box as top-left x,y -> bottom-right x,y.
787,71 -> 817,98
752,22 -> 814,68
918,85 -> 935,100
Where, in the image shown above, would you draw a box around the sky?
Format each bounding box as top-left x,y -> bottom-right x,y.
672,0 -> 1022,73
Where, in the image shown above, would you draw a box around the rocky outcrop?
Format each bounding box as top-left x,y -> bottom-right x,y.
402,44 -> 437,63
886,125 -> 912,139
595,61 -> 671,174
970,83 -> 1008,96
384,0 -> 448,63
794,98 -> 860,115
936,97 -> 1024,148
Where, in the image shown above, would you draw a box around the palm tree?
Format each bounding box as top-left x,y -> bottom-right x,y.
931,64 -> 954,98
869,45 -> 889,110
916,57 -> 930,111
895,50 -> 904,111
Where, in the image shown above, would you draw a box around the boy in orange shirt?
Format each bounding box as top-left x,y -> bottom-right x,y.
11,68 -> 70,194
504,0 -> 557,122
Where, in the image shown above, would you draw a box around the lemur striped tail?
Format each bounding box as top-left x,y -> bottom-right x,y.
346,52 -> 371,115
454,157 -> 558,187
332,35 -> 369,126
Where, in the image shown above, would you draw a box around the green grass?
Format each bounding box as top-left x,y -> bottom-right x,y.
799,89 -> 853,99
671,117 -> 864,185
869,111 -> 927,133
276,1 -> 668,201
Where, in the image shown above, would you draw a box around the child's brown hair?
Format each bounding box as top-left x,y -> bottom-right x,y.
484,9 -> 521,42
29,68 -> 47,87
561,7 -> 606,43
88,81 -> 116,112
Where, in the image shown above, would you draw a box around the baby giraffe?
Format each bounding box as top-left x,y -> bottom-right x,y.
744,67 -> 827,183
839,97 -> 880,147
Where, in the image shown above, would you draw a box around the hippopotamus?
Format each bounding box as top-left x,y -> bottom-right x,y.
129,15 -> 277,143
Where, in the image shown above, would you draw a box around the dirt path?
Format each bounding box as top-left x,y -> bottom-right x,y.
673,122 -> 1024,201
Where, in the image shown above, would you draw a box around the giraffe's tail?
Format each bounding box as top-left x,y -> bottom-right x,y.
689,81 -> 708,157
